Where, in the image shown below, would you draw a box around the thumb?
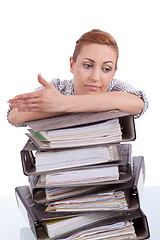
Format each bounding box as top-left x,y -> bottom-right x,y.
38,74 -> 51,88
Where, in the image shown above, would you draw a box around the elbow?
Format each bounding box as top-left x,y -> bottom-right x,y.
112,92 -> 146,117
8,109 -> 24,125
135,97 -> 145,115
119,93 -> 145,116
130,97 -> 145,117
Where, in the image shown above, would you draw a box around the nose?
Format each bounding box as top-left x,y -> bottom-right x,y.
91,67 -> 101,82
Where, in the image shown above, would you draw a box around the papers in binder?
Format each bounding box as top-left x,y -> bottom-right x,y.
43,213 -> 118,239
28,118 -> 122,149
58,221 -> 137,240
40,165 -> 119,187
45,186 -> 100,201
15,186 -> 150,240
35,145 -> 120,172
46,190 -> 128,212
40,118 -> 121,141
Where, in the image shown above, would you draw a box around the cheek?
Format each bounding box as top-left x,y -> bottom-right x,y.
73,70 -> 88,94
75,67 -> 87,78
73,72 -> 82,94
101,75 -> 114,90
74,68 -> 87,85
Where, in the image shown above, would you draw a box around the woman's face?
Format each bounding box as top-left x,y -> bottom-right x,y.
70,43 -> 117,95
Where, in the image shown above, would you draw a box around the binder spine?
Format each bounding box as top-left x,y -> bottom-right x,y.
133,156 -> 145,200
15,186 -> 47,239
21,149 -> 35,176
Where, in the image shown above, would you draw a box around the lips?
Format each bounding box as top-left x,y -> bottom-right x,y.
85,85 -> 100,91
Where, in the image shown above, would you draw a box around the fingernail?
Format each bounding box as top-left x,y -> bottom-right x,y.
10,104 -> 15,107
8,99 -> 14,103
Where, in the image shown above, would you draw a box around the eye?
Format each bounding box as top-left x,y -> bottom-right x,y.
102,67 -> 111,73
83,63 -> 93,69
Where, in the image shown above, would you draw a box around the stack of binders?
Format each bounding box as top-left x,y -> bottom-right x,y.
15,110 -> 150,240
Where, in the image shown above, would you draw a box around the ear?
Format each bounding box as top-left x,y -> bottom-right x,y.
70,57 -> 74,74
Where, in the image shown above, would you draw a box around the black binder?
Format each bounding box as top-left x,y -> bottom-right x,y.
15,185 -> 150,240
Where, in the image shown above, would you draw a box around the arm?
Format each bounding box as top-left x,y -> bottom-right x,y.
108,78 -> 148,118
8,91 -> 143,126
7,75 -> 67,126
7,108 -> 65,126
63,91 -> 144,115
8,75 -> 145,126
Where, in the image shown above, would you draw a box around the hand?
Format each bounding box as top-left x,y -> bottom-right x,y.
8,74 -> 66,112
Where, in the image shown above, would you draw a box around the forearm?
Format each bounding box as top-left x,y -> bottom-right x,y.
64,91 -> 145,116
8,91 -> 144,126
8,108 -> 65,126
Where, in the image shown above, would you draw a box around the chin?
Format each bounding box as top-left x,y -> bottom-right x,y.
86,90 -> 101,95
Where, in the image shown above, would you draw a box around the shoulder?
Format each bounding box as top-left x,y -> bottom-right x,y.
108,78 -> 149,118
108,78 -> 134,92
50,78 -> 74,95
35,78 -> 74,95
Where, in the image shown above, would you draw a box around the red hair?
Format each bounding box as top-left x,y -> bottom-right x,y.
73,29 -> 119,68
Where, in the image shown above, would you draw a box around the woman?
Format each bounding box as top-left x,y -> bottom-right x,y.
7,29 -> 148,127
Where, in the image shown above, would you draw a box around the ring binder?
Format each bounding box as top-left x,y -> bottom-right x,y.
15,185 -> 150,240
15,111 -> 150,239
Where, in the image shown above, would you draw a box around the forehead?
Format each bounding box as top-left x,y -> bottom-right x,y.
77,43 -> 117,63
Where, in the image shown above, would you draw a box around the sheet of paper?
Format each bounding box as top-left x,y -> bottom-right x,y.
46,190 -> 128,212
44,166 -> 119,186
35,145 -> 119,172
58,221 -> 137,240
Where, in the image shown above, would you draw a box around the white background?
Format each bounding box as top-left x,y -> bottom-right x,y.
1,0 -> 160,195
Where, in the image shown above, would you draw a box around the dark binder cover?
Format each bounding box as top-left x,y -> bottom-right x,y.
25,111 -> 136,150
21,140 -> 132,176
15,185 -> 150,240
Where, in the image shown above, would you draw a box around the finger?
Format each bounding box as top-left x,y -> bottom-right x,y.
17,108 -> 40,112
16,107 -> 39,112
13,90 -> 41,100
38,74 -> 51,88
13,102 -> 39,112
9,98 -> 39,108
17,103 -> 43,112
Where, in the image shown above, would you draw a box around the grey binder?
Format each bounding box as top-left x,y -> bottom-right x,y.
29,157 -> 143,215
25,144 -> 132,189
28,155 -> 142,205
21,140 -> 132,175
15,185 -> 150,240
25,111 -> 136,150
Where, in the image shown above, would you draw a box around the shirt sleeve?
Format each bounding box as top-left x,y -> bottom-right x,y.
108,79 -> 149,118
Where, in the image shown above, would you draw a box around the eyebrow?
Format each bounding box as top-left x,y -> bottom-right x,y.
83,58 -> 114,65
